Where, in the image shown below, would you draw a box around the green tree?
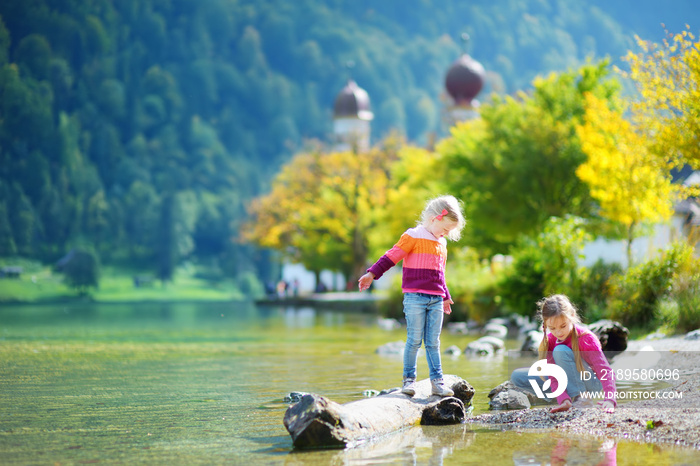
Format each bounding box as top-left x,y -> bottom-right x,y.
439,63 -> 618,255
0,200 -> 16,255
62,249 -> 100,295
157,194 -> 176,282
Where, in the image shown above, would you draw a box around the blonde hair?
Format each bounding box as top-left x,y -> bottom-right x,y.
537,294 -> 586,373
419,195 -> 466,241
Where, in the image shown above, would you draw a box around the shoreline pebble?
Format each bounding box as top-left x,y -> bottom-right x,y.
468,335 -> 700,450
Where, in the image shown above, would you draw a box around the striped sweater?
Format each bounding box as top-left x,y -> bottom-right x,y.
367,225 -> 451,301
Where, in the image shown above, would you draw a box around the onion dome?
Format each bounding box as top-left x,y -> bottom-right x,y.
333,80 -> 373,120
445,54 -> 485,107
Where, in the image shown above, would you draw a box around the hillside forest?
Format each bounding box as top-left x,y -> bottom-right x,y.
1,1 -> 699,327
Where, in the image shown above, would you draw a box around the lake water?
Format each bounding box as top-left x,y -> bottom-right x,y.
1,301 -> 699,465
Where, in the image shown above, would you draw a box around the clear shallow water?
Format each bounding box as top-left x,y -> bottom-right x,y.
0,302 -> 698,465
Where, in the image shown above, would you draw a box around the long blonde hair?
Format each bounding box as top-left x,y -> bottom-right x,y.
419,195 -> 466,241
537,294 -> 586,373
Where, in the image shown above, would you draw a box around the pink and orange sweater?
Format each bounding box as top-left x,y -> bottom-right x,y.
367,225 -> 451,301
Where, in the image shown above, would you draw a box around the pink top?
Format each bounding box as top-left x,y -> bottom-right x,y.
547,325 -> 617,406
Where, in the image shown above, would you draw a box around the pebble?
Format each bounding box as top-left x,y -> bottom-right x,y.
469,335 -> 700,450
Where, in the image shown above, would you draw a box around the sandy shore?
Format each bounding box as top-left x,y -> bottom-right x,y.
468,335 -> 700,449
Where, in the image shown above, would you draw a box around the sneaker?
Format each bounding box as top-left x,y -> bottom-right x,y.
431,378 -> 454,397
401,378 -> 416,396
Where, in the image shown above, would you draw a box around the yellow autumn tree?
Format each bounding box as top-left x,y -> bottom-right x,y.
241,139 -> 399,286
576,93 -> 679,265
618,26 -> 700,179
367,145 -> 447,258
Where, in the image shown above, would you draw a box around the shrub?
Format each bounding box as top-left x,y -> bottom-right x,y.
609,242 -> 694,329
670,254 -> 700,332
499,216 -> 591,315
577,259 -> 623,322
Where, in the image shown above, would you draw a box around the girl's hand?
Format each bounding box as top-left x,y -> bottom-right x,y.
550,398 -> 572,413
443,299 -> 453,315
598,400 -> 615,413
357,272 -> 374,291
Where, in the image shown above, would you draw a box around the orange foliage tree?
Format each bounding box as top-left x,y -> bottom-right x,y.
241,140 -> 401,287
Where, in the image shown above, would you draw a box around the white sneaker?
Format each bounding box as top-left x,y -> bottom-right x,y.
431,378 -> 454,397
401,378 -> 416,396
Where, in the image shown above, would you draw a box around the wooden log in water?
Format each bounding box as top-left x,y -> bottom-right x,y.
283,374 -> 475,449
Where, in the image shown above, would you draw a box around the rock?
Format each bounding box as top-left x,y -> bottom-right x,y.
447,322 -> 469,335
363,389 -> 380,398
644,331 -> 667,340
482,322 -> 508,339
464,341 -> 494,357
377,318 -> 401,331
489,390 -> 530,410
376,341 -> 406,356
520,330 -> 544,353
587,319 -> 629,357
447,321 -> 479,335
685,329 -> 700,340
284,392 -> 309,403
444,344 -> 462,356
377,387 -> 400,396
474,336 -> 505,352
487,317 -> 510,327
487,380 -> 544,407
464,336 -> 504,356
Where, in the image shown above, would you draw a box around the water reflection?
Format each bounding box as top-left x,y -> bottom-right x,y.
284,307 -> 317,328
513,436 -> 617,466
284,424 -> 623,466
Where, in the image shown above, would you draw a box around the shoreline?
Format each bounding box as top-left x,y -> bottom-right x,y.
468,336 -> 700,449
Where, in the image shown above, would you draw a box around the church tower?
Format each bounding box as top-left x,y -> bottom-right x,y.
333,79 -> 373,152
444,34 -> 486,125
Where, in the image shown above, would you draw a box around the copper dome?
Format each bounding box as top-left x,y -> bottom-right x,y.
333,80 -> 373,120
445,54 -> 485,106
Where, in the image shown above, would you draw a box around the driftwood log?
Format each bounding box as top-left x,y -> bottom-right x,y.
283,374 -> 475,449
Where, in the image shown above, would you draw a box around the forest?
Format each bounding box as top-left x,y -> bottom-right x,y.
1,0 -> 699,308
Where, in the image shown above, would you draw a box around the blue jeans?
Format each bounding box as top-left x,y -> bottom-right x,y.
511,345 -> 603,400
403,292 -> 445,381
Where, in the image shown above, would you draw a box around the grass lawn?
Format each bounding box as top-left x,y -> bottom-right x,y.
0,259 -> 247,303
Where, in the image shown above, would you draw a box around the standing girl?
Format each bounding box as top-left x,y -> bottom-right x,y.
358,195 -> 465,397
511,294 -> 617,413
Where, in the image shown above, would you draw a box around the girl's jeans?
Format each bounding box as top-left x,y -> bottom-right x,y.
511,345 -> 603,400
403,292 -> 445,381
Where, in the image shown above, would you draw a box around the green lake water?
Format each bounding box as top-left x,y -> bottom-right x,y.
1,301 -> 699,465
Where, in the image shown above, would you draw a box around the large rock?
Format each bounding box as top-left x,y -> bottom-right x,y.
487,380 -> 551,409
489,390 -> 530,410
464,336 -> 504,357
587,320 -> 629,357
520,330 -> 543,353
